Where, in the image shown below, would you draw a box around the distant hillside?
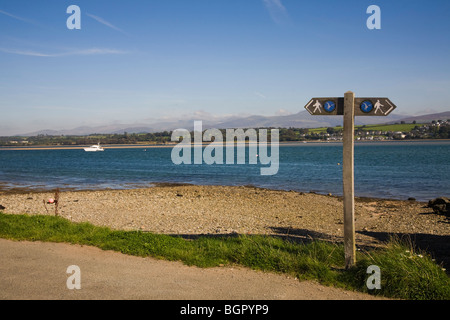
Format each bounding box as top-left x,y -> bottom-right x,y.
214,111 -> 406,129
17,109 -> 444,137
387,111 -> 450,124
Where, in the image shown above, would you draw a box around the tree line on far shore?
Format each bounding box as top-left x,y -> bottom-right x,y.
1,121 -> 449,146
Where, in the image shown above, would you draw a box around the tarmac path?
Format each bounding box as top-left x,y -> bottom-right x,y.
0,239 -> 382,300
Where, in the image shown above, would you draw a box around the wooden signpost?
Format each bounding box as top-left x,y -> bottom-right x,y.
305,91 -> 397,268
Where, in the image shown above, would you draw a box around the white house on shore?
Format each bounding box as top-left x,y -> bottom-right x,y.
393,131 -> 406,139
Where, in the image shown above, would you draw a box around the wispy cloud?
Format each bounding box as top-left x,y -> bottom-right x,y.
262,0 -> 290,25
254,91 -> 267,99
0,9 -> 38,25
0,47 -> 129,57
275,108 -> 292,116
86,13 -> 130,36
29,105 -> 80,111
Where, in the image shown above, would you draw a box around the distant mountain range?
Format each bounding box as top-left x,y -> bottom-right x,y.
17,110 -> 450,136
386,111 -> 450,124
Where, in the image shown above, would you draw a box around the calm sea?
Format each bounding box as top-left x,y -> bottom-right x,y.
0,141 -> 449,202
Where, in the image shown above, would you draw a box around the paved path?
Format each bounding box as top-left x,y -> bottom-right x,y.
0,239 -> 381,300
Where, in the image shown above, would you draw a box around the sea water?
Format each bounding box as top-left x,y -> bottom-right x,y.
0,141 -> 449,201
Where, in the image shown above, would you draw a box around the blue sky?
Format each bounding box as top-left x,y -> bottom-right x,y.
0,0 -> 449,135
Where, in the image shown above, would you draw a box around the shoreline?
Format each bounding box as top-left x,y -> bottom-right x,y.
0,182 -> 431,203
1,139 -> 449,151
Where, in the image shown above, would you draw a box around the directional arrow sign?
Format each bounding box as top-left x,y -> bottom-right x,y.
305,97 -> 396,116
354,98 -> 397,116
304,98 -> 343,115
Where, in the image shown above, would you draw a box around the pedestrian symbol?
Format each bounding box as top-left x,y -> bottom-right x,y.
312,100 -> 322,114
374,100 -> 384,114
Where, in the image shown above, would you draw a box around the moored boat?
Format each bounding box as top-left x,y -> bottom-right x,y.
84,143 -> 104,152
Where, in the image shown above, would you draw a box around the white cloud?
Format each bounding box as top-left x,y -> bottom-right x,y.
86,13 -> 130,36
73,48 -> 129,55
0,47 -> 129,57
0,48 -> 52,57
275,108 -> 292,116
0,9 -> 38,25
262,0 -> 290,24
254,91 -> 267,99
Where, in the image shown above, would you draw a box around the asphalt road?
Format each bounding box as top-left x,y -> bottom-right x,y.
0,239 -> 381,300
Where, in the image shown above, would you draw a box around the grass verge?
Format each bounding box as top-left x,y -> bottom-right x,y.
0,212 -> 449,300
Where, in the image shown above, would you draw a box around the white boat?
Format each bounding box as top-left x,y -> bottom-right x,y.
84,143 -> 104,152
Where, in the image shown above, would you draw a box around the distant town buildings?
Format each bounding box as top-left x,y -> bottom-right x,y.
305,119 -> 449,142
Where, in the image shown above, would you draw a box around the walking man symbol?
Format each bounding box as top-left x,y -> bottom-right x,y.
312,100 -> 322,114
374,100 -> 384,114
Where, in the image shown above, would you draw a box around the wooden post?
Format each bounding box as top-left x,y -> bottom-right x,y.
304,93 -> 396,268
343,91 -> 356,269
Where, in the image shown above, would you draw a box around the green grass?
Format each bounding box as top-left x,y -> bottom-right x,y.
356,123 -> 424,132
0,212 -> 449,300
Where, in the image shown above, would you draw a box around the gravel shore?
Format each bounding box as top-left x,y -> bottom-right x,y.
1,185 -> 449,266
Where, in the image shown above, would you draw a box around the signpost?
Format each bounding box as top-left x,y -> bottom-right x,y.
305,97 -> 396,116
304,91 -> 397,269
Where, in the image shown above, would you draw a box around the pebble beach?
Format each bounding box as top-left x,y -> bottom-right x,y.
1,184 -> 449,266
0,185 -> 447,233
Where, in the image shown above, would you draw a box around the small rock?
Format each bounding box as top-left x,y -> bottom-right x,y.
428,197 -> 450,216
